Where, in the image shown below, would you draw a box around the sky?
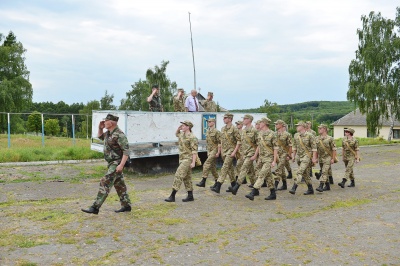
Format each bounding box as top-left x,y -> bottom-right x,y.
0,0 -> 399,110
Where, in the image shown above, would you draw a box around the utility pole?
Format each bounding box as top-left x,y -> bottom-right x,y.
188,12 -> 196,90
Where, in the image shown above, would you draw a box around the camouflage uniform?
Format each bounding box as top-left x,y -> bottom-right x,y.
217,124 -> 241,184
274,130 -> 292,182
173,93 -> 186,112
342,136 -> 359,181
316,135 -> 336,183
173,131 -> 199,191
201,100 -> 217,112
93,126 -> 131,209
149,95 -> 163,112
236,126 -> 258,184
292,131 -> 317,185
202,127 -> 221,180
253,129 -> 277,189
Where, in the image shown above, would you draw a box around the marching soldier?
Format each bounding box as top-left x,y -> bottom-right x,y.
165,121 -> 198,202
200,92 -> 218,112
234,121 -> 248,186
283,123 -> 293,179
315,124 -> 337,192
173,88 -> 186,112
273,120 -> 293,191
290,121 -> 317,195
338,128 -> 360,188
147,84 -> 163,112
196,118 -> 221,188
211,113 -> 241,193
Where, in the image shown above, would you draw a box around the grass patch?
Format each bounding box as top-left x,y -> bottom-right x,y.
161,217 -> 187,225
132,203 -> 176,219
322,198 -> 372,210
12,208 -> 77,229
0,229 -> 49,248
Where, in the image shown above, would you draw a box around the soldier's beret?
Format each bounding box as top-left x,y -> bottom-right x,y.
295,121 -> 306,127
242,114 -> 254,121
207,118 -> 216,122
260,117 -> 271,125
274,119 -> 285,125
235,121 -> 243,125
224,113 -> 234,119
318,124 -> 328,129
103,114 -> 119,122
344,128 -> 355,134
181,120 -> 194,128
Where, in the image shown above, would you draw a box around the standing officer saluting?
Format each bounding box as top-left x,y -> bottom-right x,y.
147,84 -> 163,112
81,114 -> 132,214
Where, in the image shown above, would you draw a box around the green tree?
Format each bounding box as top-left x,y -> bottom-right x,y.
0,31 -> 33,133
27,111 -> 42,135
347,8 -> 400,141
45,118 -> 60,136
120,79 -> 149,110
100,90 -> 116,110
79,100 -> 100,137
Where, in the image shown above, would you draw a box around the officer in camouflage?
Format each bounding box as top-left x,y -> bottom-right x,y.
173,88 -> 186,112
200,92 -> 218,112
283,123 -> 293,179
338,128 -> 360,188
234,120 -> 249,186
81,114 -> 132,214
315,124 -> 337,192
290,121 -> 317,195
196,118 -> 221,188
147,84 -> 163,112
165,121 -> 199,202
273,119 -> 293,191
211,113 -> 241,193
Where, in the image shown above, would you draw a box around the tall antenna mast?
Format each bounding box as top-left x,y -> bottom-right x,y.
188,12 -> 196,90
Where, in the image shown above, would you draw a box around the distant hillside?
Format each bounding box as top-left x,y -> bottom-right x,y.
231,101 -> 356,130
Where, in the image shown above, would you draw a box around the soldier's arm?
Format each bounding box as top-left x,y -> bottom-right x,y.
98,121 -> 106,139
147,90 -> 156,102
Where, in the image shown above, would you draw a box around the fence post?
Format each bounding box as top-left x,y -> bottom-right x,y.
41,113 -> 45,147
72,114 -> 76,146
7,113 -> 11,148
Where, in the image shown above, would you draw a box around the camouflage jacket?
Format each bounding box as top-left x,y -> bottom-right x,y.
99,126 -> 129,163
220,124 -> 241,154
173,95 -> 186,112
342,136 -> 359,159
316,135 -> 336,160
275,130 -> 292,156
149,95 -> 163,112
293,131 -> 317,159
257,129 -> 277,159
176,131 -> 198,161
206,127 -> 221,153
200,100 -> 217,112
240,126 -> 258,157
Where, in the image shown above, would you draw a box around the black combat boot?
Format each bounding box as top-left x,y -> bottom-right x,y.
245,188 -> 259,201
81,206 -> 99,215
210,180 -> 217,189
115,205 -> 131,213
211,182 -> 222,193
309,169 -> 313,177
262,180 -> 268,187
338,178 -> 347,188
347,179 -> 355,187
226,181 -> 236,192
316,182 -> 324,192
196,178 -> 207,187
182,191 -> 194,202
300,177 -> 305,183
277,180 -> 287,190
304,184 -> 314,195
231,183 -> 241,195
274,180 -> 279,190
323,182 -> 330,191
289,183 -> 298,194
286,171 -> 292,179
315,170 -> 322,180
329,176 -> 334,184
265,188 -> 276,200
242,177 -> 247,184
165,189 -> 177,202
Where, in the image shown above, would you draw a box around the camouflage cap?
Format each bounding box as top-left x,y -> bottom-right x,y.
208,91 -> 213,96
344,128 -> 355,134
207,118 -> 216,122
103,113 -> 119,122
177,88 -> 184,92
318,124 -> 328,130
259,117 -> 271,125
255,120 -> 261,124
181,120 -> 194,128
224,113 -> 234,119
235,121 -> 243,125
274,119 -> 285,125
242,114 -> 254,121
295,121 -> 307,127
306,121 -> 312,125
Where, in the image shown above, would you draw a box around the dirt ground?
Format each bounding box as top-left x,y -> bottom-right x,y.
0,145 -> 400,266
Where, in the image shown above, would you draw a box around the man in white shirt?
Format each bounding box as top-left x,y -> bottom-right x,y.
185,90 -> 199,112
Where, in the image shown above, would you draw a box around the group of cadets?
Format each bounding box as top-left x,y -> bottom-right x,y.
165,112 -> 361,202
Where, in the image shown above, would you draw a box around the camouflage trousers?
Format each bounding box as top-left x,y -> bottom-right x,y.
294,155 -> 312,185
237,156 -> 255,185
318,158 -> 332,183
254,158 -> 274,190
217,153 -> 235,184
296,155 -> 310,179
202,149 -> 218,180
274,154 -> 288,181
235,156 -> 244,177
93,163 -> 131,209
285,158 -> 292,172
343,157 -> 355,181
173,159 -> 193,191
